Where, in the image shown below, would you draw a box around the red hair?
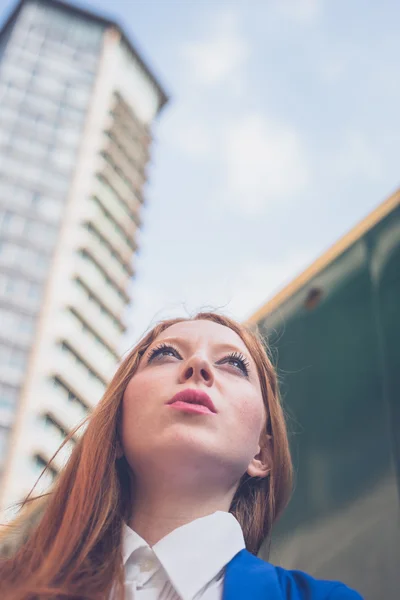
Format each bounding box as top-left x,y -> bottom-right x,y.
0,312 -> 292,599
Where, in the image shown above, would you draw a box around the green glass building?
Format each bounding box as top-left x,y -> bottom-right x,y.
249,191 -> 400,600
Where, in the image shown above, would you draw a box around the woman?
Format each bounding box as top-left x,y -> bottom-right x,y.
0,312 -> 362,599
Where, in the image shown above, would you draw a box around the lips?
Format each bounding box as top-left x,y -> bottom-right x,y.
167,389 -> 217,415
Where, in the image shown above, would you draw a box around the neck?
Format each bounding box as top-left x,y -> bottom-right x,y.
128,477 -> 237,547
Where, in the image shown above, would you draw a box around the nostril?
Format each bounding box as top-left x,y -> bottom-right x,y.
185,366 -> 194,380
200,368 -> 211,381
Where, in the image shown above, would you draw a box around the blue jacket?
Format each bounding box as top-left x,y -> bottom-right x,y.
224,549 -> 363,600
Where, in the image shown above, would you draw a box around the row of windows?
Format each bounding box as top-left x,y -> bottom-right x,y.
73,277 -> 125,334
59,340 -> 107,388
97,174 -> 140,228
0,94 -> 83,147
0,383 -> 19,406
0,307 -> 36,336
0,241 -> 51,275
0,88 -> 87,133
0,152 -> 71,195
91,195 -> 137,252
0,273 -> 42,309
67,307 -> 119,362
0,426 -> 11,465
77,248 -> 128,304
0,112 -> 82,156
0,61 -> 90,118
0,209 -> 59,247
0,181 -> 65,222
19,3 -> 104,52
83,221 -> 132,277
51,376 -> 89,418
0,342 -> 27,372
14,17 -> 100,70
0,383 -> 19,428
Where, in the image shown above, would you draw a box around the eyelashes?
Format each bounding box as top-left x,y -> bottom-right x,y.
147,343 -> 181,363
147,344 -> 250,377
222,351 -> 250,376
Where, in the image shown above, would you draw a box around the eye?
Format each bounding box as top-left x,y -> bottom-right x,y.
147,343 -> 182,363
219,352 -> 250,376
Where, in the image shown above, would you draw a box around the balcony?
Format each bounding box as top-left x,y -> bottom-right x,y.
57,312 -> 117,382
109,119 -> 149,167
53,348 -> 106,411
32,424 -> 74,473
82,227 -> 132,292
69,282 -> 122,351
100,159 -> 141,213
104,139 -> 145,196
93,174 -> 139,235
44,381 -> 88,433
75,252 -> 127,318
88,197 -> 134,264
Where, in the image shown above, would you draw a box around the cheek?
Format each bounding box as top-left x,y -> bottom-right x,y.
234,392 -> 266,443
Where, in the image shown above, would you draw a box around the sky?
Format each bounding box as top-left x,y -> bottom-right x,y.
5,0 -> 400,348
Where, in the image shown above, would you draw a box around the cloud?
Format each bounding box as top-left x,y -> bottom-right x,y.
181,8 -> 250,87
220,113 -> 311,214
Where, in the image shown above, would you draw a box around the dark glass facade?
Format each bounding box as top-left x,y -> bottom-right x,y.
257,201 -> 400,600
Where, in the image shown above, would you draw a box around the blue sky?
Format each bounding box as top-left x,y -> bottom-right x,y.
6,0 -> 400,346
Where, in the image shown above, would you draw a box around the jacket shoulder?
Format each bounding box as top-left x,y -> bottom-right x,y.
274,565 -> 364,599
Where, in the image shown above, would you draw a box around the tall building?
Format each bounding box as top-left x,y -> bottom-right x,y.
0,0 -> 167,509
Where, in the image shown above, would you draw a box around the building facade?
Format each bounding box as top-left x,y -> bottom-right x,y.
0,0 -> 167,508
248,191 -> 400,600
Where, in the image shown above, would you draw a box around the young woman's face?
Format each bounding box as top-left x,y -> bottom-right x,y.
121,320 -> 268,487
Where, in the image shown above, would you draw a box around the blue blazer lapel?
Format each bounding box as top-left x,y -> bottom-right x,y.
223,549 -> 283,600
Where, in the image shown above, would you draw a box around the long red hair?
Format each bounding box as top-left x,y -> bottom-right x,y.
0,313 -> 292,599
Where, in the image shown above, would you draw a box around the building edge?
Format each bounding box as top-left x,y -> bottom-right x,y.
246,188 -> 400,326
0,0 -> 169,113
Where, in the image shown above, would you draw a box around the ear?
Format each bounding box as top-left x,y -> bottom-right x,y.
247,436 -> 271,479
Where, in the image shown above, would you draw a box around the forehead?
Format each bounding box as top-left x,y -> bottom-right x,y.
154,320 -> 249,353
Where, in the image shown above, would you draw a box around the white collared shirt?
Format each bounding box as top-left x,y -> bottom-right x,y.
120,511 -> 245,600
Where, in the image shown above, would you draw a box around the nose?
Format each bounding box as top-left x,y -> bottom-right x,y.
179,354 -> 214,387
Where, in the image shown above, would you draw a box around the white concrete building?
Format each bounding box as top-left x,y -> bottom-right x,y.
0,0 -> 167,509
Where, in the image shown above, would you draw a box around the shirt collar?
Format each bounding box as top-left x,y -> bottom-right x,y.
123,511 -> 245,600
